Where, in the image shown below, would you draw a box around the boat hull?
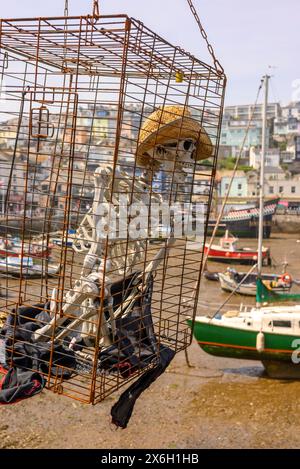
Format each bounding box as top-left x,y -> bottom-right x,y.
207,199 -> 278,238
189,319 -> 299,365
218,273 -> 256,296
207,216 -> 273,239
218,272 -> 291,297
204,246 -> 270,265
0,248 -> 51,259
0,263 -> 60,278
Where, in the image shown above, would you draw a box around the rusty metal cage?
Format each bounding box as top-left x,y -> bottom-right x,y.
0,13 -> 225,405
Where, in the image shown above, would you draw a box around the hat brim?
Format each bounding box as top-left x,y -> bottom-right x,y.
137,116 -> 213,163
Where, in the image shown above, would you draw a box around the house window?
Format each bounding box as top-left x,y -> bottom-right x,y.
225,183 -> 229,190
279,186 -> 283,193
269,186 -> 274,194
238,184 -> 242,190
291,186 -> 296,193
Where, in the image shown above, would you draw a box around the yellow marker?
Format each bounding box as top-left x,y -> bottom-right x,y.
175,71 -> 184,83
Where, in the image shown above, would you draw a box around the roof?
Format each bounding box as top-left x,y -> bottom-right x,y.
218,170 -> 246,178
264,166 -> 285,174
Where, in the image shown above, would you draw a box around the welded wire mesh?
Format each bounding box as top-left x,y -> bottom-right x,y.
0,14 -> 225,403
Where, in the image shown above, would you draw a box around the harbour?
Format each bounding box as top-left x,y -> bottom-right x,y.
1,233 -> 300,448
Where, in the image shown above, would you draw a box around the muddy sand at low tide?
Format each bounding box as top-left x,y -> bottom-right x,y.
1,234 -> 300,449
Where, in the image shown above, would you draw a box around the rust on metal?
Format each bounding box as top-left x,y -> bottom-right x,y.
0,13 -> 225,404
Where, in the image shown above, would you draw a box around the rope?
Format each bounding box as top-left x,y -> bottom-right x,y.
187,0 -> 224,75
203,78 -> 264,271
210,263 -> 258,319
5,87 -> 30,212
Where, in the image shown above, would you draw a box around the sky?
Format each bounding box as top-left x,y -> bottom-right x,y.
1,0 -> 299,107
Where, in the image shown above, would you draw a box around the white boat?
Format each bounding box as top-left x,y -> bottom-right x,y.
0,257 -> 60,278
50,229 -> 77,248
218,268 -> 292,296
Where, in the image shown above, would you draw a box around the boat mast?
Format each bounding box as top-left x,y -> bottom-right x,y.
257,75 -> 270,280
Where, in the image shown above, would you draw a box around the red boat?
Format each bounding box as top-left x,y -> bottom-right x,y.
0,238 -> 52,259
204,231 -> 271,265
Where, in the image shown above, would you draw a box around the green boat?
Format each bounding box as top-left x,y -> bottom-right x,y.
188,305 -> 300,378
256,277 -> 300,304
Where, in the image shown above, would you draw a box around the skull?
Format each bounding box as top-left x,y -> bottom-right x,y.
149,138 -> 197,184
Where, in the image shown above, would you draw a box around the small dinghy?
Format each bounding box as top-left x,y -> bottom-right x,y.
0,236 -> 52,259
218,268 -> 292,296
0,257 -> 60,278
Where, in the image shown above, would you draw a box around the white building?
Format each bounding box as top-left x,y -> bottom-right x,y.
249,148 -> 280,169
224,102 -> 281,121
281,102 -> 300,120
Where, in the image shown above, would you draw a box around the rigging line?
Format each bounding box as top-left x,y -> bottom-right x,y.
202,78 -> 264,272
186,0 -> 224,75
4,86 -> 30,213
210,263 -> 258,320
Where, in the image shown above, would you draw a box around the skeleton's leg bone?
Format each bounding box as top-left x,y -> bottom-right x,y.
79,239 -> 177,332
55,276 -> 114,346
53,295 -> 111,345
49,288 -> 58,319
32,276 -> 100,342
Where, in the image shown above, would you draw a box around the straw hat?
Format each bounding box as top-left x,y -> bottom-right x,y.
137,105 -> 213,165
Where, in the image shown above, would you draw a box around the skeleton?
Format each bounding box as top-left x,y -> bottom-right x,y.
32,107 -> 206,349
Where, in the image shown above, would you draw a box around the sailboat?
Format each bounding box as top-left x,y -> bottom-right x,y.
190,75 -> 300,378
187,306 -> 300,378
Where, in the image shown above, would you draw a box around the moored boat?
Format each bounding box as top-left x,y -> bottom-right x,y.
0,237 -> 52,259
49,229 -> 77,248
204,231 -> 271,265
188,306 -> 300,378
0,256 -> 60,278
207,198 -> 279,239
218,268 -> 292,296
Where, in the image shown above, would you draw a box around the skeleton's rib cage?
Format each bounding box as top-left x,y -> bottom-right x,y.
0,15 -> 225,404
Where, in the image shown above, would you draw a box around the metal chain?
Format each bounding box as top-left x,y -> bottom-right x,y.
93,0 -> 100,17
187,0 -> 224,75
64,0 -> 69,17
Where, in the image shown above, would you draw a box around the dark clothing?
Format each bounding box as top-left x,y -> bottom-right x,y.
0,365 -> 44,404
0,273 -> 176,426
111,346 -> 175,429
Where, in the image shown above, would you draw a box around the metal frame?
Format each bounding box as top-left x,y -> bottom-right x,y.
0,14 -> 226,404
